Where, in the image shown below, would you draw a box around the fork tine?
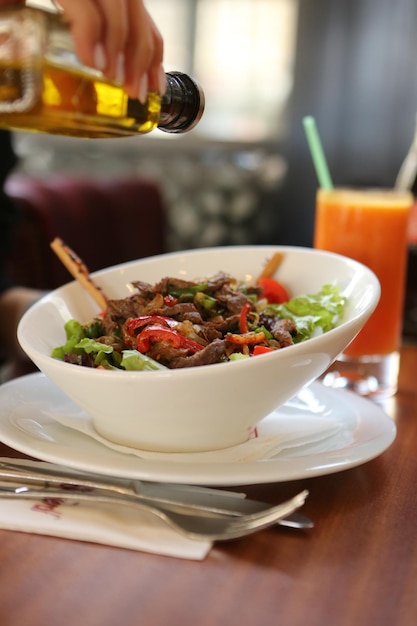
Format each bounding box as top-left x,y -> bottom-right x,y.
164,490 -> 309,541
222,490 -> 309,527
209,490 -> 309,540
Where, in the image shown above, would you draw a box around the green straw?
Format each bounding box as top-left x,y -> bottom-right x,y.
302,116 -> 334,189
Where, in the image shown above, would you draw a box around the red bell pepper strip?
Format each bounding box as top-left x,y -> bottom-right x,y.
163,294 -> 178,306
257,277 -> 289,304
136,326 -> 179,352
252,345 -> 274,356
125,315 -> 177,335
226,331 -> 266,345
239,302 -> 251,334
136,325 -> 204,354
179,336 -> 205,353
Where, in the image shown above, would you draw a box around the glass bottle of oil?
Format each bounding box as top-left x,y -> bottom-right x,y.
0,5 -> 205,138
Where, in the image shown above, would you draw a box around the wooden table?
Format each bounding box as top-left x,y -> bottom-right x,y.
0,345 -> 416,626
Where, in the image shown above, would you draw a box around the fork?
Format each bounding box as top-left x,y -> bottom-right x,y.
0,485 -> 309,541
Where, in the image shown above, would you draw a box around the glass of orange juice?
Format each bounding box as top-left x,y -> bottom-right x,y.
314,187 -> 413,400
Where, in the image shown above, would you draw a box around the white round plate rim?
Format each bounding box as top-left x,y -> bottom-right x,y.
0,373 -> 396,486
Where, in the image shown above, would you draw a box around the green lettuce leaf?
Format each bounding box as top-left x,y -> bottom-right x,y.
51,319 -> 86,360
74,338 -> 115,367
121,350 -> 168,371
266,284 -> 346,342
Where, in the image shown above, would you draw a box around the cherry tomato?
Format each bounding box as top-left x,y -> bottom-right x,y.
257,277 -> 289,304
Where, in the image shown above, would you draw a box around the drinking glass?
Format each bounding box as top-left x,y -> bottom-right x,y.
314,187 -> 413,400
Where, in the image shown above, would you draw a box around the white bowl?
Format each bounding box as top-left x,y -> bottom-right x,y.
18,246 -> 380,453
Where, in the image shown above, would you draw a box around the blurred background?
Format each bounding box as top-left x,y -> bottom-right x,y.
12,0 -> 417,250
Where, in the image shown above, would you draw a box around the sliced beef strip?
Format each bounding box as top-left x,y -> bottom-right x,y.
259,315 -> 296,348
130,280 -> 156,298
215,287 -> 254,316
170,338 -> 228,369
102,294 -> 148,334
151,276 -> 202,294
207,314 -> 241,335
149,302 -> 204,324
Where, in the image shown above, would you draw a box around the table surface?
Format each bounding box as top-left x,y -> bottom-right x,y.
0,345 -> 416,626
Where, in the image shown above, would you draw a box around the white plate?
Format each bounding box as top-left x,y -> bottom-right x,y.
0,373 -> 396,486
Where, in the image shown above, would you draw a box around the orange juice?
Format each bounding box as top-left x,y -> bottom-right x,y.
314,188 -> 412,356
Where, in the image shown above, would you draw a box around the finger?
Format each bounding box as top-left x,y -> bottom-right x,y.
123,0 -> 164,100
56,0 -> 103,70
144,17 -> 165,94
54,0 -> 128,83
95,0 -> 129,83
54,0 -> 165,101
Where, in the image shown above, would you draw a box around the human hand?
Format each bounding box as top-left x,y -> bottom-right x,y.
0,0 -> 165,102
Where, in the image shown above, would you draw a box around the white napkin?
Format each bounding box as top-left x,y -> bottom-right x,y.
0,460 -> 211,559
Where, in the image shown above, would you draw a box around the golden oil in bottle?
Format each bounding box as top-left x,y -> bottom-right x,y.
0,60 -> 161,138
0,6 -> 204,138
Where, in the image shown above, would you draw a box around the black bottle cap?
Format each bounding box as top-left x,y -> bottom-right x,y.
158,71 -> 205,134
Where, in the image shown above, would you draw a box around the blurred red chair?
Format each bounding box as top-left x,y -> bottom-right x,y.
4,174 -> 167,290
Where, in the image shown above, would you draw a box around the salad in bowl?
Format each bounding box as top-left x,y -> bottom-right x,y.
18,245 -> 380,453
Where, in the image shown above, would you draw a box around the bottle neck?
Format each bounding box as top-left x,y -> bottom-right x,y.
158,72 -> 205,133
125,71 -> 204,135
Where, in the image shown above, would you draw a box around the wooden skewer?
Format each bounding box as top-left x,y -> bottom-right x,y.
50,239 -> 283,309
50,237 -> 108,310
256,251 -> 284,281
